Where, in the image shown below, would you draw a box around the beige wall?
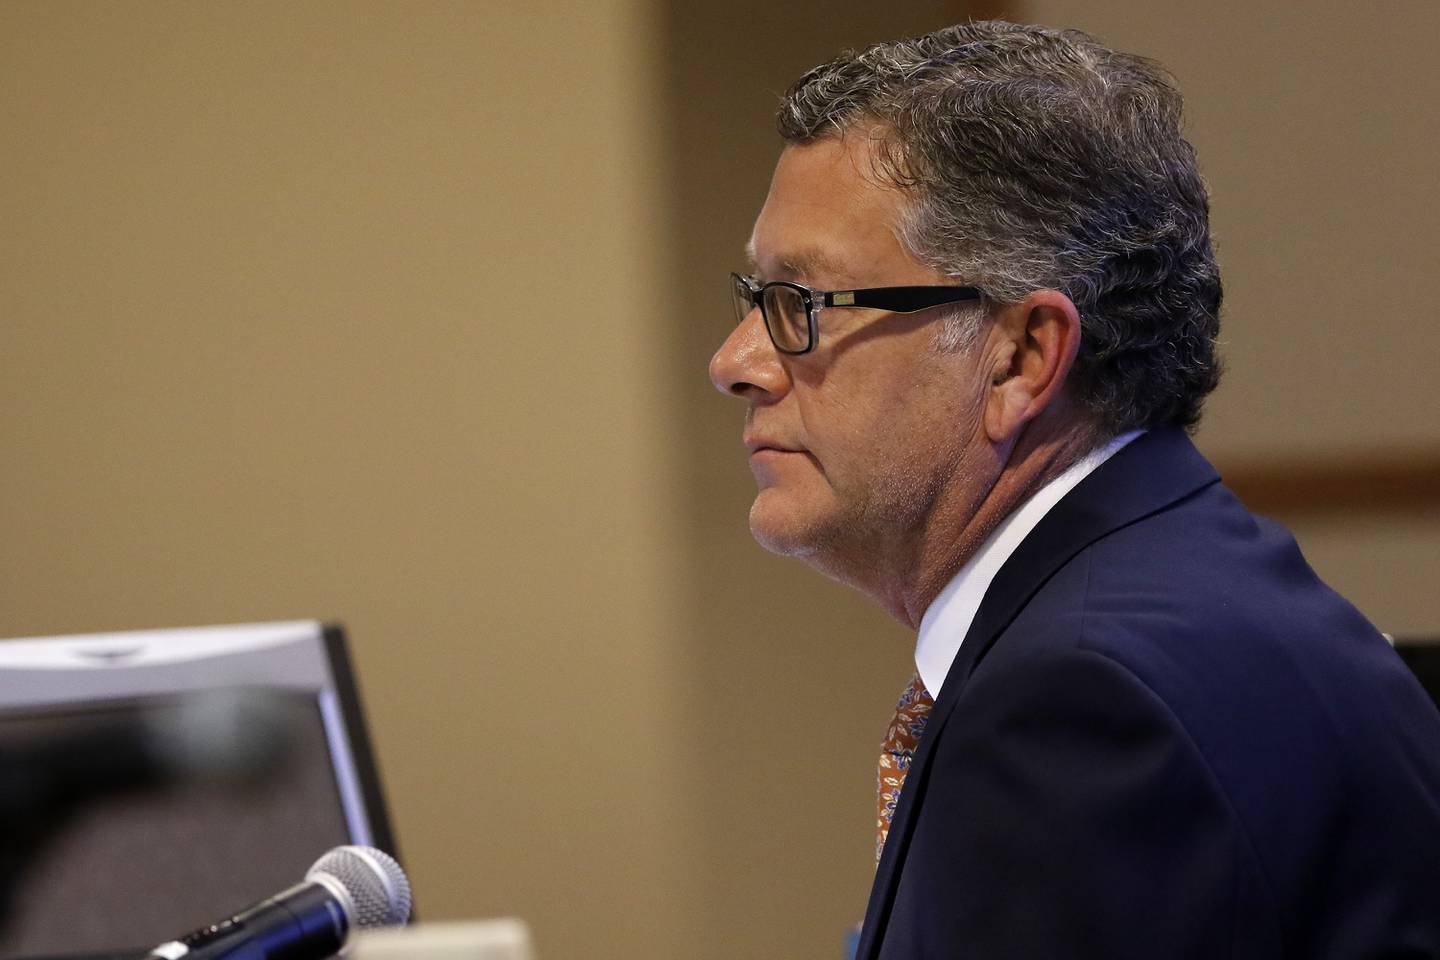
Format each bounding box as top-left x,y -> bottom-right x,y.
0,2 -> 693,958
3,3 -> 1436,960
0,2 -> 976,957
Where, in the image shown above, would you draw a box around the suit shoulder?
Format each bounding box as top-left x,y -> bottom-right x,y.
974,483 -> 1440,949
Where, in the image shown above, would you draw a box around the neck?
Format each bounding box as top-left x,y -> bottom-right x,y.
823,419 -> 1098,630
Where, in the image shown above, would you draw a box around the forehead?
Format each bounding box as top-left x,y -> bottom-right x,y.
748,135 -> 922,285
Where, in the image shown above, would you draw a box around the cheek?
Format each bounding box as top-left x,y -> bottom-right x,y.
793,387 -> 875,471
872,371 -> 985,473
793,348 -> 984,479
797,389 -> 920,496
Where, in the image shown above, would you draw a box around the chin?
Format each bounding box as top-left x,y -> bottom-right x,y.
747,492 -> 834,560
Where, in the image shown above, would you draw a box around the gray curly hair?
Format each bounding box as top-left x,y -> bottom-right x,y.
777,20 -> 1223,435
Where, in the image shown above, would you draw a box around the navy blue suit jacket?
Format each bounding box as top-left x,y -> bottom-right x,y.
857,428 -> 1440,959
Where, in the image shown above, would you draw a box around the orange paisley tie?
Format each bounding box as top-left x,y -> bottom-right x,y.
876,671 -> 934,863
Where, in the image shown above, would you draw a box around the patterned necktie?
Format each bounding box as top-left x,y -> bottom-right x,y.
876,671 -> 934,863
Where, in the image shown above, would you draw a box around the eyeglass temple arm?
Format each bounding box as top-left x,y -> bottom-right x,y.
823,286 -> 984,313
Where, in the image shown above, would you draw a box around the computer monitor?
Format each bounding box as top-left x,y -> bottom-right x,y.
1394,635 -> 1440,713
0,621 -> 397,959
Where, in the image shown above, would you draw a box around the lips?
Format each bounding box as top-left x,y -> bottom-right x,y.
744,436 -> 804,454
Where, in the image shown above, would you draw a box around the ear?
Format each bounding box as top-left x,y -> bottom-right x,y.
982,290 -> 1083,443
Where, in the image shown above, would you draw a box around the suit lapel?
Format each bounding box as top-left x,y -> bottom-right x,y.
855,428 -> 1220,958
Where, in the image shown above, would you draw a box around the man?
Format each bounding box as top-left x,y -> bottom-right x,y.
709,21 -> 1440,959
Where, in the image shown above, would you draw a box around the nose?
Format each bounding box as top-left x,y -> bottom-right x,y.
709,307 -> 790,400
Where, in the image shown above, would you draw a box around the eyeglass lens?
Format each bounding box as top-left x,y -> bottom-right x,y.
762,284 -> 809,353
730,276 -> 812,353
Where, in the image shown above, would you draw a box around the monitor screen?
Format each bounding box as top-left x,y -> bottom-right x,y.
0,622 -> 394,960
1395,637 -> 1440,713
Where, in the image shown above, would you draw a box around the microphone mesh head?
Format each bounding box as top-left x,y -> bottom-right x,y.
307,845 -> 413,929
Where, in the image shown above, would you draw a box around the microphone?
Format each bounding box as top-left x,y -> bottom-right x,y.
145,845 -> 412,960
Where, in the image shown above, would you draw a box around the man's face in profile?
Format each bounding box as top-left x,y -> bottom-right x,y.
709,134 -> 994,570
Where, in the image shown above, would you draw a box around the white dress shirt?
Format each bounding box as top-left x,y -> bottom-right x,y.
915,431 -> 1143,698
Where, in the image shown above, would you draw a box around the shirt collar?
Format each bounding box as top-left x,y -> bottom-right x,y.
914,430 -> 1144,698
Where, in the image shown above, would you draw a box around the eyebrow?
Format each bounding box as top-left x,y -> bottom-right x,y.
743,240 -> 849,283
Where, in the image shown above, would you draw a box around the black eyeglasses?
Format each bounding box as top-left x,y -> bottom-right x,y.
729,272 -> 984,355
